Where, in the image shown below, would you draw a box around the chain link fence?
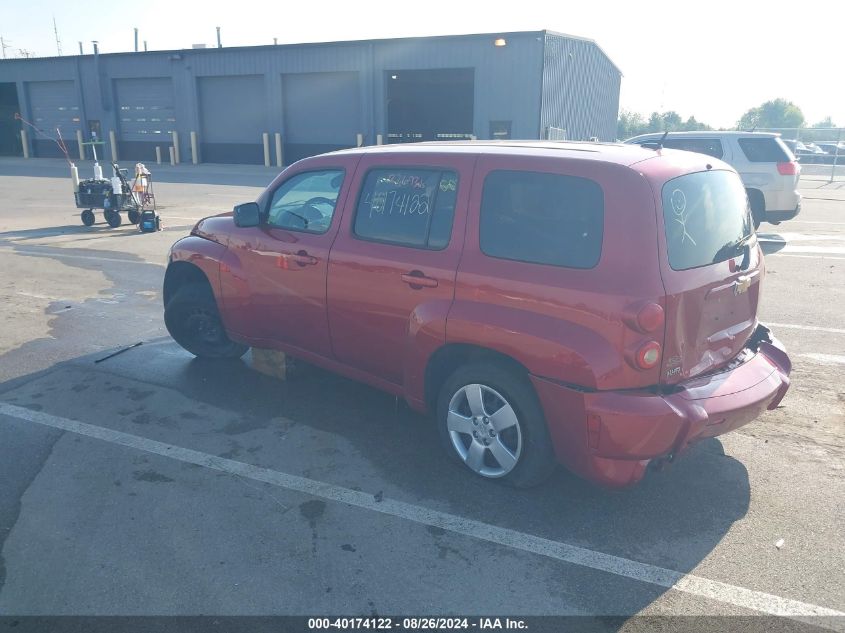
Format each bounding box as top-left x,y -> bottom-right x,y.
758,127 -> 844,183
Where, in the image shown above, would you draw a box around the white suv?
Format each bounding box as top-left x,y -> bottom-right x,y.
625,131 -> 801,227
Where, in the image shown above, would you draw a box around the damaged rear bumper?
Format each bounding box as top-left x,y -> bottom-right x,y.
531,324 -> 791,488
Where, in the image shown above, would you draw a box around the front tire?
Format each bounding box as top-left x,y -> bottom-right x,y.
128,209 -> 141,224
81,209 -> 95,226
437,362 -> 557,488
105,210 -> 122,228
164,283 -> 248,359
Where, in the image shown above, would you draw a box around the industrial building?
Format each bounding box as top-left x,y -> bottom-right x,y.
0,30 -> 622,165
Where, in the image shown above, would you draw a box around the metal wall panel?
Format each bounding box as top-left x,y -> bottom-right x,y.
198,75 -> 267,164
0,31 -> 622,163
540,34 -> 621,142
26,80 -> 81,157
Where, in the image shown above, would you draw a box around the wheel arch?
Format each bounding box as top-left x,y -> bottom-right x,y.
424,343 -> 530,414
163,260 -> 213,306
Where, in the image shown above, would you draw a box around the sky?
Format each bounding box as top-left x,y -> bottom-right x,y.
3,0 -> 844,129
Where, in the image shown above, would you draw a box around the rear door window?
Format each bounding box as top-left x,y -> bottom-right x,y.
480,170 -> 604,269
353,169 -> 458,249
662,170 -> 752,270
737,137 -> 791,162
663,138 -> 724,159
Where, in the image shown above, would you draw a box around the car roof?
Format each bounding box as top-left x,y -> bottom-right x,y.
328,140 -> 662,167
627,131 -> 780,140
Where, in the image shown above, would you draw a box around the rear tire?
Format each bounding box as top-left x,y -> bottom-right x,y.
436,362 -> 557,488
81,209 -> 95,226
747,189 -> 765,230
128,209 -> 141,224
164,283 -> 248,359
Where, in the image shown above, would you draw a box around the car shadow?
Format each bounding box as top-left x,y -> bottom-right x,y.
757,231 -> 787,255
0,332 -> 753,623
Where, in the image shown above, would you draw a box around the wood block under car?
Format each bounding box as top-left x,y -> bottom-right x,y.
250,348 -> 287,381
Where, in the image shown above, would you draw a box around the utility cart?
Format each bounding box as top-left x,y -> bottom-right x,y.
74,161 -> 157,229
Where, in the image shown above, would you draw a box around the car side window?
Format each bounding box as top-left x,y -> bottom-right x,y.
267,170 -> 344,234
480,170 -> 604,269
663,138 -> 724,159
353,168 -> 458,249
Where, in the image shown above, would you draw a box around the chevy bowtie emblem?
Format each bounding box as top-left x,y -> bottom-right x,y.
733,276 -> 751,295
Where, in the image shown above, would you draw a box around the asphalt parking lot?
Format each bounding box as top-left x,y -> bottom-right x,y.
0,157 -> 842,630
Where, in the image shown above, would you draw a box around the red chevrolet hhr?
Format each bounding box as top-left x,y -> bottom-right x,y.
163,141 -> 791,488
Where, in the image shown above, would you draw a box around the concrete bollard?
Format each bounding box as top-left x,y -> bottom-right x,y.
263,132 -> 271,167
356,133 -> 364,147
169,146 -> 176,166
376,134 -> 383,145
251,348 -> 288,381
109,130 -> 119,161
155,146 -> 162,165
21,130 -> 29,159
171,131 -> 180,164
275,133 -> 283,167
76,129 -> 85,160
190,131 -> 198,165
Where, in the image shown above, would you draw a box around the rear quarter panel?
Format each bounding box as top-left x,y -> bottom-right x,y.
451,154 -> 666,391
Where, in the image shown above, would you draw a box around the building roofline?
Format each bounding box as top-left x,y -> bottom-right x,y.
542,30 -> 623,76
0,29 -> 620,74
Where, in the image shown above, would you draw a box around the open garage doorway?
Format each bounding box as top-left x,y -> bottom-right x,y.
0,83 -> 22,156
386,69 -> 474,144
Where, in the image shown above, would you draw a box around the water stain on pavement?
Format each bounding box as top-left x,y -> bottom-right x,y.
132,470 -> 174,483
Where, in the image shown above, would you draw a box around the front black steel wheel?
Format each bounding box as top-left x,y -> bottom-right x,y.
81,209 -> 95,226
128,208 -> 141,224
164,283 -> 248,359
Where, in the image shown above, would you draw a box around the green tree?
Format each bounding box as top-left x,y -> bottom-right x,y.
617,110 -> 713,139
811,116 -> 836,128
737,99 -> 805,130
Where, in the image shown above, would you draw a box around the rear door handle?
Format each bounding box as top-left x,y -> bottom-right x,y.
401,271 -> 438,289
290,250 -> 318,267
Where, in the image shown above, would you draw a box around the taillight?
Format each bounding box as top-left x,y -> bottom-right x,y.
777,161 -> 798,176
635,341 -> 661,370
636,303 -> 665,333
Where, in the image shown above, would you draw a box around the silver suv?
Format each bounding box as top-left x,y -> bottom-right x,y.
625,131 -> 801,228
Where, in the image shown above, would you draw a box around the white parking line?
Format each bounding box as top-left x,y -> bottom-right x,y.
768,323 -> 845,335
767,253 -> 845,260
801,353 -> 845,365
0,402 -> 841,619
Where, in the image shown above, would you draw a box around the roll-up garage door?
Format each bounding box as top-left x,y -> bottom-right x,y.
282,71 -> 360,163
198,75 -> 267,164
27,80 -> 81,157
115,77 -> 176,160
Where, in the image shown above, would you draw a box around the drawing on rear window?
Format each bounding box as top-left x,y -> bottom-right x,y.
669,188 -> 696,246
662,170 -> 752,271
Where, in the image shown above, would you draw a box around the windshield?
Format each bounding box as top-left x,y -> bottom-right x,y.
662,170 -> 752,271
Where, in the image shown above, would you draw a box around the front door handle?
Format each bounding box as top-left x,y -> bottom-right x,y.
290,250 -> 318,267
401,270 -> 438,289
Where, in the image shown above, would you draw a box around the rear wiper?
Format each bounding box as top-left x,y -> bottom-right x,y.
713,233 -> 755,268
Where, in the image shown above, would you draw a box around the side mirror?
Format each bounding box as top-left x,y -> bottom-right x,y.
233,202 -> 260,227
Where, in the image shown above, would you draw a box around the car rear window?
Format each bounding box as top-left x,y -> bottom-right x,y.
738,137 -> 792,162
662,138 -> 724,159
662,170 -> 752,271
480,170 -> 604,269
